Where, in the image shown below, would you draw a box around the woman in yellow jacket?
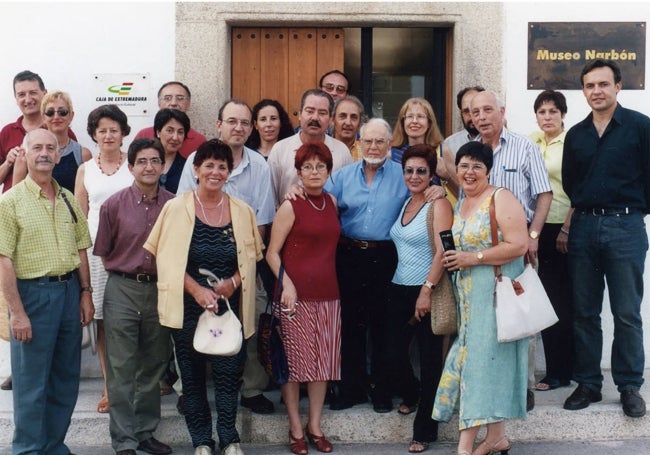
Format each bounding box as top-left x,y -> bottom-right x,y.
145,139 -> 263,455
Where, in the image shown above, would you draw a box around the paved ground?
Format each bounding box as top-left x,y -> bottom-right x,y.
2,440 -> 650,454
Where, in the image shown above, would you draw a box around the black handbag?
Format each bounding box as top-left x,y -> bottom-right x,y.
257,265 -> 289,384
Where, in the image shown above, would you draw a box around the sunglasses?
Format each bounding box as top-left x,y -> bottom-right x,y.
44,109 -> 70,117
403,167 -> 429,176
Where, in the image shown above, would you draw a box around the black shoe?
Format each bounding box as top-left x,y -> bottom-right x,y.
116,450 -> 137,455
526,389 -> 535,412
372,398 -> 393,413
0,376 -> 12,391
563,384 -> 602,410
240,393 -> 275,414
176,395 -> 184,415
621,390 -> 646,418
329,390 -> 367,411
136,437 -> 172,455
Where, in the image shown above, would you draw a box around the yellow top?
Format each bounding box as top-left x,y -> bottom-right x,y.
0,176 -> 91,278
530,130 -> 570,224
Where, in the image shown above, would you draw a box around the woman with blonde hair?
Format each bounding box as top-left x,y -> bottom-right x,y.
391,97 -> 457,201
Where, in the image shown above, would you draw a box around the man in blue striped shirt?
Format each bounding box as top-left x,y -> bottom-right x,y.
470,90 -> 553,411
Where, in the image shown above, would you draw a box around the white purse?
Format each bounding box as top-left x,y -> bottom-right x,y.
193,269 -> 243,356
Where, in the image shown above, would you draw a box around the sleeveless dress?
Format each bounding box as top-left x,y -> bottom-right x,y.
84,157 -> 134,319
432,191 -> 528,429
280,193 -> 341,382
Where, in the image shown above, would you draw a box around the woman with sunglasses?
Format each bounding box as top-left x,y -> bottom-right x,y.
391,98 -> 458,202
12,90 -> 91,192
386,144 -> 453,453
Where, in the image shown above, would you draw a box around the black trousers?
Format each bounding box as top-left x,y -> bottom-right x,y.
538,223 -> 574,383
335,241 -> 397,400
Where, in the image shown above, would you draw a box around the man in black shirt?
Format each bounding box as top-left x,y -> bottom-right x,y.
562,59 -> 649,418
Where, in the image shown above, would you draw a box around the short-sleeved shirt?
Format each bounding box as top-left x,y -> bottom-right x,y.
325,158 -> 409,241
529,130 -> 570,224
476,128 -> 552,223
0,176 -> 91,278
93,183 -> 175,275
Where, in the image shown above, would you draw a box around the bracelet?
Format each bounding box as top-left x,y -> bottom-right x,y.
230,276 -> 238,289
560,226 -> 570,235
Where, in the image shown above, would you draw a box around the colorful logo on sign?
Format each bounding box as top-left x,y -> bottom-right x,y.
108,82 -> 134,96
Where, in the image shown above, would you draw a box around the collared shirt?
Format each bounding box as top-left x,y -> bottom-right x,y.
93,183 -> 175,275
476,128 -> 552,223
562,103 -> 650,211
135,126 -> 206,159
350,140 -> 362,162
0,115 -> 78,192
0,176 -> 91,279
176,146 -> 275,226
268,132 -> 353,207
444,129 -> 474,156
325,158 -> 409,241
530,130 -> 570,224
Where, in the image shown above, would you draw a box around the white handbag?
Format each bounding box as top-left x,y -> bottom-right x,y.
488,192 -> 558,343
193,297 -> 243,356
494,264 -> 559,342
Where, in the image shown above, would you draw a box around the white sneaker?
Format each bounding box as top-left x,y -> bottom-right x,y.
194,445 -> 213,455
222,442 -> 244,455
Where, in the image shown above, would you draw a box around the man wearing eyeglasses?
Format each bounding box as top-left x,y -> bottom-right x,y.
0,70 -> 78,195
320,70 -> 350,102
135,81 -> 206,158
93,138 -> 174,455
177,99 -> 277,414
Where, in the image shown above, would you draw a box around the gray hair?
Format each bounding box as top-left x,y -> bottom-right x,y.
22,128 -> 59,152
359,117 -> 392,140
334,95 -> 365,118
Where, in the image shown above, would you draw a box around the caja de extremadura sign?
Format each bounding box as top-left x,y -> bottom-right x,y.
528,22 -> 645,90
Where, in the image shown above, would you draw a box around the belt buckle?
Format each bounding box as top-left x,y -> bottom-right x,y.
56,273 -> 68,282
358,240 -> 369,250
592,208 -> 605,216
136,273 -> 147,283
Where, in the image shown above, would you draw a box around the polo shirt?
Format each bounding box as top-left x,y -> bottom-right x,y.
0,176 -> 91,278
93,183 -> 175,274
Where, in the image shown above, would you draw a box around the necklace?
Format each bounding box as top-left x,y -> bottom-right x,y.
97,152 -> 124,176
194,190 -> 225,226
306,193 -> 326,211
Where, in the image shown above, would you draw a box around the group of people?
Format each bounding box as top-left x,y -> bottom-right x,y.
0,57 -> 648,455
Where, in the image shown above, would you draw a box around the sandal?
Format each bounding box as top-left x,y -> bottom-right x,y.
97,395 -> 110,414
534,377 -> 570,391
474,436 -> 511,455
289,431 -> 307,455
408,440 -> 429,453
398,402 -> 417,415
305,425 -> 333,453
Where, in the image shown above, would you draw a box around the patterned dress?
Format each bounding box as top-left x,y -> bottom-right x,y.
280,193 -> 341,383
432,191 -> 528,430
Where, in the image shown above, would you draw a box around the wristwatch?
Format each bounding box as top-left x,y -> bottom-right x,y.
477,251 -> 484,263
529,230 -> 539,240
423,280 -> 436,290
81,286 -> 93,294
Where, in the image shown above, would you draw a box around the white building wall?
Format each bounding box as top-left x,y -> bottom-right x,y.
1,2 -> 649,378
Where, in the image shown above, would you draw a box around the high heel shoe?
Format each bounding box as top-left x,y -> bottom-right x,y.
289,431 -> 308,455
305,425 -> 333,453
475,436 -> 511,455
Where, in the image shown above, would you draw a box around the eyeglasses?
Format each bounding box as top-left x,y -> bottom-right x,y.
361,138 -> 387,147
160,95 -> 187,102
224,118 -> 251,128
457,163 -> 487,172
403,167 -> 429,176
135,157 -> 163,167
300,163 -> 328,173
404,114 -> 428,122
321,83 -> 347,94
44,109 -> 69,117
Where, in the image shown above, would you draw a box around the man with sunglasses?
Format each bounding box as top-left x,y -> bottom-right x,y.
0,70 -> 78,195
135,81 -> 206,158
319,70 -> 350,102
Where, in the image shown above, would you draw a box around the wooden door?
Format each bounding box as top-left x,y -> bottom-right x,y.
232,27 -> 345,128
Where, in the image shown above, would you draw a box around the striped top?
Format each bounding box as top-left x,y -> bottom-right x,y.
390,200 -> 432,286
477,128 -> 552,223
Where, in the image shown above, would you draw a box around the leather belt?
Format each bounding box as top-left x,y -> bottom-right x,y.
31,270 -> 76,283
339,236 -> 390,250
115,272 -> 158,283
577,207 -> 640,216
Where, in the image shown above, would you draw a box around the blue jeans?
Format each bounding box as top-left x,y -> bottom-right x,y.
568,211 -> 647,392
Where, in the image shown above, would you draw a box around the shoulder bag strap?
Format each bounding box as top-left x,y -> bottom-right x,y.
426,201 -> 437,256
489,189 -> 502,280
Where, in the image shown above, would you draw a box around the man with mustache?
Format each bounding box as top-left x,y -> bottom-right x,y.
332,96 -> 364,161
268,89 -> 353,207
0,128 -> 94,455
